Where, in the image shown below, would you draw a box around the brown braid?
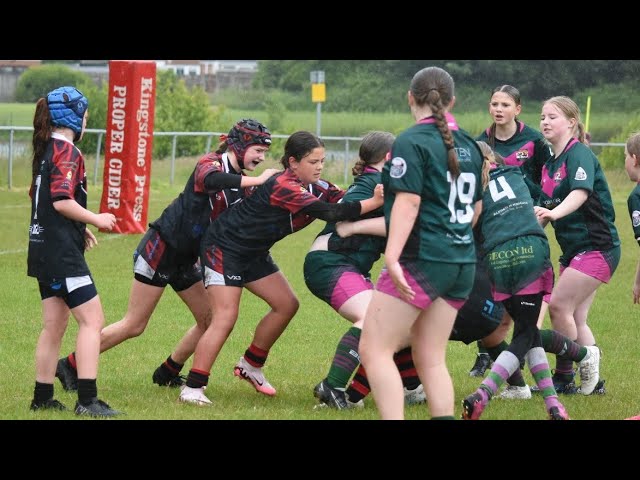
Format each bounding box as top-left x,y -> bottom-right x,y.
476,140 -> 504,191
410,67 -> 459,179
487,123 -> 497,149
351,159 -> 366,176
31,98 -> 53,181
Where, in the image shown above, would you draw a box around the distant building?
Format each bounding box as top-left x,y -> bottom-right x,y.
0,60 -> 257,102
0,60 -> 42,101
155,60 -> 257,92
67,60 -> 110,87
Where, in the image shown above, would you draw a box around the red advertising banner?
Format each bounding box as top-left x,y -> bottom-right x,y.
99,60 -> 156,233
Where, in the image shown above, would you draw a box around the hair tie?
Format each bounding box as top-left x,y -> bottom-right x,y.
446,144 -> 454,151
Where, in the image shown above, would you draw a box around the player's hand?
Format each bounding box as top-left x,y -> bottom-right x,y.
335,221 -> 353,238
84,229 -> 98,250
95,212 -> 117,231
387,260 -> 414,302
259,168 -> 281,182
533,206 -> 552,226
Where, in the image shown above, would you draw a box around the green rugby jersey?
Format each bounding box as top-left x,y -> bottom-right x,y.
478,165 -> 547,254
476,121 -> 551,201
383,113 -> 483,263
539,139 -> 620,262
627,182 -> 640,246
318,166 -> 386,274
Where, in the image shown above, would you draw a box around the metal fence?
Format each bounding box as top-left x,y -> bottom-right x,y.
0,126 -> 365,189
0,125 -> 626,190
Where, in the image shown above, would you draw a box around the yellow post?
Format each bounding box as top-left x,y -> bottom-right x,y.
585,95 -> 591,133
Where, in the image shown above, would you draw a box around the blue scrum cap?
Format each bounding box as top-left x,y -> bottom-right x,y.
47,86 -> 88,135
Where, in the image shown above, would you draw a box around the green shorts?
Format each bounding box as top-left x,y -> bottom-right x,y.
484,235 -> 551,295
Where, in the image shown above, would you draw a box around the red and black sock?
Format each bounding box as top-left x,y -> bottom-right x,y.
186,369 -> 210,389
243,344 -> 268,368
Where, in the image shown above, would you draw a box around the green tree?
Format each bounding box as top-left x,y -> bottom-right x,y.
152,70 -> 220,157
16,65 -> 221,159
15,65 -> 92,102
599,114 -> 640,169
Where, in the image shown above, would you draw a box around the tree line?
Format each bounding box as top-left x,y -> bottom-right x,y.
254,60 -> 640,112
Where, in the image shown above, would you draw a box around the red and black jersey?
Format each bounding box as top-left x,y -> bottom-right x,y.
204,168 -> 347,258
27,134 -> 90,281
150,152 -> 247,259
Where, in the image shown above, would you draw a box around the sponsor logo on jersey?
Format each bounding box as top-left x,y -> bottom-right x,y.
516,150 -> 529,160
456,146 -> 472,161
482,300 -> 495,315
29,223 -> 43,235
389,157 -> 407,178
575,167 -> 587,181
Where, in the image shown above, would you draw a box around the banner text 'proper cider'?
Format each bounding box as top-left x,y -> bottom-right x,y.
99,60 -> 156,233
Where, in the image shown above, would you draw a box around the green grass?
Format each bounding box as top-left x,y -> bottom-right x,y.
2,101 -> 635,142
1,155 -> 639,420
0,103 -> 35,127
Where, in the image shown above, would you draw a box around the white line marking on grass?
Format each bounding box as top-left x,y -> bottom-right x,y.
0,233 -> 130,255
0,249 -> 25,255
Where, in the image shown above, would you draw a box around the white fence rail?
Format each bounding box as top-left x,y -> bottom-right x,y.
0,126 -> 364,189
0,126 -> 625,190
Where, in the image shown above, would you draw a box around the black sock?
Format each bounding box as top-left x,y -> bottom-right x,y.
158,355 -> 184,379
486,341 -> 509,362
346,389 -> 365,403
77,378 -> 98,406
165,356 -> 184,374
186,369 -> 209,389
33,381 -> 54,404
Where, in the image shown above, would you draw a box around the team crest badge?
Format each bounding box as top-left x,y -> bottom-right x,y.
633,210 -> 640,228
575,167 -> 587,181
389,157 -> 407,179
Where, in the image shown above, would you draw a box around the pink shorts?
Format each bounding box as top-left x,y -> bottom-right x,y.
376,266 -> 467,311
560,250 -> 615,283
545,248 -> 619,303
493,266 -> 554,302
330,271 -> 374,311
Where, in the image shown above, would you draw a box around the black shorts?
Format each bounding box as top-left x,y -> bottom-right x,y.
201,244 -> 279,287
38,276 -> 98,309
449,261 -> 504,345
133,228 -> 202,292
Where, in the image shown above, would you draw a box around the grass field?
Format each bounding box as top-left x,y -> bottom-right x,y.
1,154 -> 639,421
2,101 -> 636,141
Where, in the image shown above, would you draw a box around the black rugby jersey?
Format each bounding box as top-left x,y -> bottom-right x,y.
150,152 -> 248,258
204,168 -> 346,257
28,134 -> 90,281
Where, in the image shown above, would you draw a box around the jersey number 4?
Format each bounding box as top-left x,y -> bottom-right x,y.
488,175 -> 516,202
